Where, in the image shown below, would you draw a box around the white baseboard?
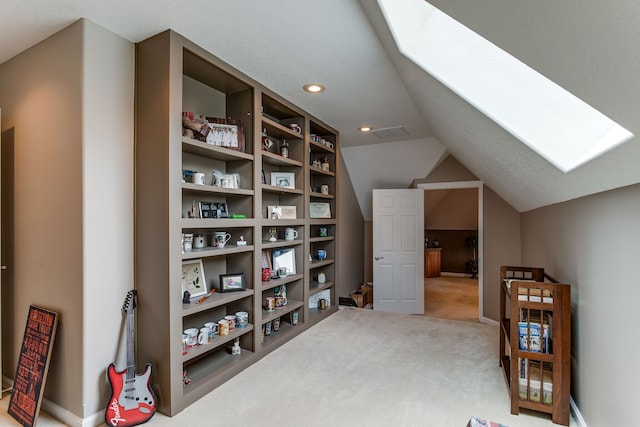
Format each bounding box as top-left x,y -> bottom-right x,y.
570,396 -> 588,427
3,375 -> 104,427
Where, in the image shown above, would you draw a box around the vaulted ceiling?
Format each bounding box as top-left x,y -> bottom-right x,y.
2,0 -> 639,219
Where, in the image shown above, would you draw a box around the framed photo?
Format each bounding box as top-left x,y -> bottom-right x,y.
220,272 -> 246,292
200,201 -> 228,218
272,248 -> 296,275
212,170 -> 240,189
182,259 -> 207,299
205,117 -> 246,152
310,202 -> 331,219
271,172 -> 295,189
267,205 -> 297,219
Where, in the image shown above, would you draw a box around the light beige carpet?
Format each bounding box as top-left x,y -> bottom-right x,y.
1,308 -> 576,427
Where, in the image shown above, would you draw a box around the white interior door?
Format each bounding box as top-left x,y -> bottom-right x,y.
372,189 -> 424,314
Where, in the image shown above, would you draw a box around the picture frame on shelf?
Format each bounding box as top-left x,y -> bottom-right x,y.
270,172 -> 295,189
182,259 -> 207,299
199,201 -> 228,219
211,170 -> 240,189
219,272 -> 246,292
205,117 -> 246,153
267,205 -> 297,219
309,202 -> 331,219
272,248 -> 296,275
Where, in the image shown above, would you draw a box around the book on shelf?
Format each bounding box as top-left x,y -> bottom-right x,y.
518,322 -> 541,352
520,310 -> 552,353
518,359 -> 553,404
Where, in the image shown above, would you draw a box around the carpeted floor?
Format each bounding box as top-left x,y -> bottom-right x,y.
1,307 -> 577,426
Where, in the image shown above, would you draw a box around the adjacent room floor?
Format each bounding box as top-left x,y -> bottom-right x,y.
424,275 -> 479,322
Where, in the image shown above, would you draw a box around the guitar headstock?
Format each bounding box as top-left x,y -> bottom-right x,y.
122,290 -> 138,314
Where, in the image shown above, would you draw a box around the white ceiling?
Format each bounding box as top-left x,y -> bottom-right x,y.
2,0 -> 639,217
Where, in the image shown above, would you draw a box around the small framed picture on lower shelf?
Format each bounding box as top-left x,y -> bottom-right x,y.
220,272 -> 246,293
182,259 -> 207,299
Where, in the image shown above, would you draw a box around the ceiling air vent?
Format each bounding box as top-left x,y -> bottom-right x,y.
372,126 -> 410,139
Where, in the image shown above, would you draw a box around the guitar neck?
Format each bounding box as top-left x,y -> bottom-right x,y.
126,309 -> 136,378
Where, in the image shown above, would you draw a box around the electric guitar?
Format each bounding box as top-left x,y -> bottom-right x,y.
106,290 -> 157,427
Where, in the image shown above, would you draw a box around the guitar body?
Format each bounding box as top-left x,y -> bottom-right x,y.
105,362 -> 156,427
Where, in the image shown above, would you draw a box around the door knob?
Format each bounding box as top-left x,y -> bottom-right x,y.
374,256 -> 384,261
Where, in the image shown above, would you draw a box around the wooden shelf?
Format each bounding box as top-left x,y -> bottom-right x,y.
499,266 -> 571,426
182,289 -> 254,316
262,151 -> 303,167
261,184 -> 304,195
183,324 -> 254,363
309,281 -> 334,295
181,244 -> 254,260
182,182 -> 254,196
182,137 -> 254,161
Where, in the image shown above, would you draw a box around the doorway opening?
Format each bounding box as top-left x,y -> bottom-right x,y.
417,181 -> 483,321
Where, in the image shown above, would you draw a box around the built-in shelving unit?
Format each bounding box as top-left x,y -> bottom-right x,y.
135,30 -> 339,416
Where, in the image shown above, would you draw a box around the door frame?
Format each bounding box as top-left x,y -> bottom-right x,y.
417,180 -> 484,320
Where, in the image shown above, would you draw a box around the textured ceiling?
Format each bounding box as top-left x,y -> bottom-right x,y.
1,0 -> 639,214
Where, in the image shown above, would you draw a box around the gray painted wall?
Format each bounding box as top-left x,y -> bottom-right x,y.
521,183 -> 640,427
337,152 -> 365,297
482,186 -> 521,320
0,19 -> 134,420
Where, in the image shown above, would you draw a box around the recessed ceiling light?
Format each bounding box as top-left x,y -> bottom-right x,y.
359,126 -> 373,132
303,83 -> 326,93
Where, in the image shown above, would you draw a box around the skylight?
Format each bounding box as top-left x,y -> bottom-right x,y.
378,0 -> 634,173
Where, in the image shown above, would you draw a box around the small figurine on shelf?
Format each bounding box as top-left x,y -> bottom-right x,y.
182,290 -> 191,304
280,139 -> 289,158
237,235 -> 247,246
262,129 -> 274,151
268,227 -> 277,242
183,370 -> 191,385
321,156 -> 330,172
231,338 -> 241,355
317,271 -> 326,284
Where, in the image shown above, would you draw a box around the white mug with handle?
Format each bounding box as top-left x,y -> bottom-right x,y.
284,227 -> 298,241
214,232 -> 232,248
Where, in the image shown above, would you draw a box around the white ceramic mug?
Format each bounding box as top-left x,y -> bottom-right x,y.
214,232 -> 231,248
278,267 -> 289,277
183,233 -> 193,252
284,227 -> 298,241
193,172 -> 206,185
320,185 -> 329,195
184,328 -> 199,347
265,296 -> 275,311
204,322 -> 218,336
225,314 -> 237,330
193,234 -> 205,248
198,326 -> 212,345
218,319 -> 229,336
235,311 -> 249,328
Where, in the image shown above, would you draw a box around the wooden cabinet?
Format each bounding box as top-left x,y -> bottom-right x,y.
424,248 -> 441,277
135,30 -> 339,416
499,266 -> 571,426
